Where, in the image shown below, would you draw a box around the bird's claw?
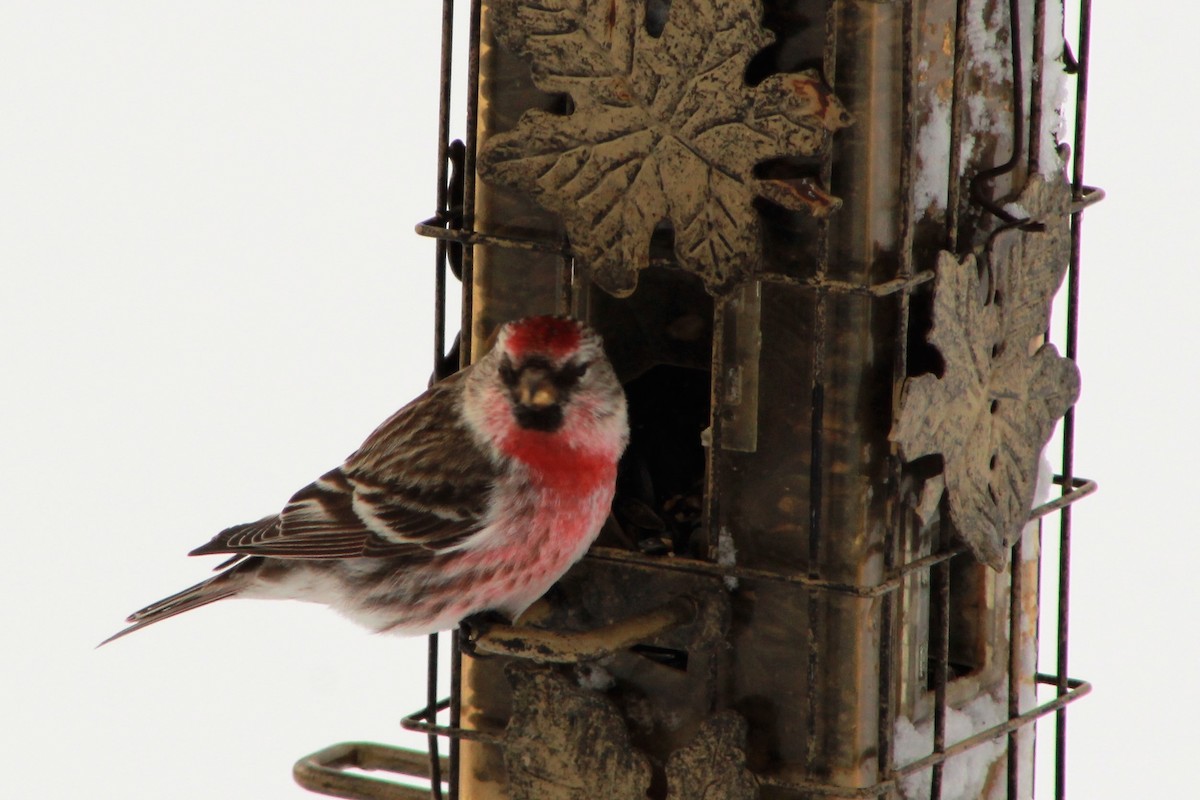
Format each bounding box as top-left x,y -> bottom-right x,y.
458,610 -> 510,659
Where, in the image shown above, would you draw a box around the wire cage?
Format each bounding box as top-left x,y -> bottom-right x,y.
293,1 -> 1099,798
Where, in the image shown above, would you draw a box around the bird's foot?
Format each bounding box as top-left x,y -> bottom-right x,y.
458,610 -> 511,660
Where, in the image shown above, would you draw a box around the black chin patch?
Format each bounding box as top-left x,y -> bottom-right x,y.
514,404 -> 564,432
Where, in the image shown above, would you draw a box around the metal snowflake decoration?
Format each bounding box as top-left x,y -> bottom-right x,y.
892,176 -> 1080,569
505,664 -> 651,799
505,664 -> 761,799
666,712 -> 758,800
480,0 -> 853,296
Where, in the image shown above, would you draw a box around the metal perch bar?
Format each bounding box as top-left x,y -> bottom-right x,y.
468,594 -> 699,663
293,742 -> 449,800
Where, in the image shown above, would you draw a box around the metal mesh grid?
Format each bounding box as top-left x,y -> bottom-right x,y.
292,1 -> 1100,798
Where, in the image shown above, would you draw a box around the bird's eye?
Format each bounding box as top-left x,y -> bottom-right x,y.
554,360 -> 590,389
498,358 -> 518,387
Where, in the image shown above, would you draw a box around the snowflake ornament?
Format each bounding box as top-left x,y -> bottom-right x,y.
666,712 -> 758,800
892,176 -> 1080,569
480,0 -> 853,296
505,664 -> 651,799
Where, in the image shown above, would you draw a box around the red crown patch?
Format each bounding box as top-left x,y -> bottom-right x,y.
505,316 -> 583,358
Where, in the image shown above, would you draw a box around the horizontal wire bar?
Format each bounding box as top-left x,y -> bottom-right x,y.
402,675 -> 1090,797
415,216 -> 934,297
892,676 -> 1090,780
758,269 -> 936,297
756,675 -> 1091,798
1030,476 -> 1096,521
587,545 -> 909,598
1070,185 -> 1104,213
400,700 -> 505,746
588,474 -> 1094,596
415,218 -> 569,256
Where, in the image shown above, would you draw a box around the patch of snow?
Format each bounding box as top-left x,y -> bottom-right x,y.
894,691 -> 1008,800
917,1 -> 1070,206
575,661 -> 616,691
962,93 -> 1011,167
1037,0 -> 1070,176
914,56 -> 953,213
1025,451 -> 1055,538
1002,200 -> 1030,220
959,0 -> 1015,168
963,3 -> 1010,77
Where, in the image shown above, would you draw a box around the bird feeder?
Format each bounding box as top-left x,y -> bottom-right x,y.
294,1 -> 1100,798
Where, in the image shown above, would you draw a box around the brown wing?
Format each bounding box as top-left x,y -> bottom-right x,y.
190,370 -> 499,561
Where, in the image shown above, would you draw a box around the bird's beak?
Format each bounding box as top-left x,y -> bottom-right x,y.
510,367 -> 566,432
515,370 -> 559,408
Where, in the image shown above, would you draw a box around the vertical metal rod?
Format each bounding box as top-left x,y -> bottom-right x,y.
448,632 -> 463,800
808,376 -> 825,577
426,633 -> 443,800
426,4 -> 456,794
1007,536 -> 1024,800
558,257 -> 573,316
1056,2 -> 1093,797
809,1 -> 837,579
944,0 -> 970,252
702,297 -> 727,558
1054,438 -> 1073,800
880,1 -> 918,789
433,0 -> 456,370
895,0 -> 917,285
805,383 -> 824,773
969,0 -> 1025,217
449,3 -> 483,797
930,553 -> 951,800
1027,0 -> 1047,173
458,0 -> 483,366
805,0 -> 838,773
434,0 -> 455,198
433,223 -> 447,372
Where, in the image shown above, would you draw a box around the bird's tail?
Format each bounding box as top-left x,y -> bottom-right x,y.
98,560 -> 256,647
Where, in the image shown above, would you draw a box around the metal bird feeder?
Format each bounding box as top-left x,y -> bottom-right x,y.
294,1 -> 1100,798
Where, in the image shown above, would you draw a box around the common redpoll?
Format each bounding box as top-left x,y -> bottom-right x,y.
103,316 -> 628,644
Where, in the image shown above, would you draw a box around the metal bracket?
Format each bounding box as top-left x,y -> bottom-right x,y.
466,594 -> 699,663
293,742 -> 447,800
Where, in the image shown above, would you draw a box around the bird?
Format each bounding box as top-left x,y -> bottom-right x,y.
102,315 -> 628,645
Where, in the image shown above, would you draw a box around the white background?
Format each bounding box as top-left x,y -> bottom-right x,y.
1,2 -> 1191,798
